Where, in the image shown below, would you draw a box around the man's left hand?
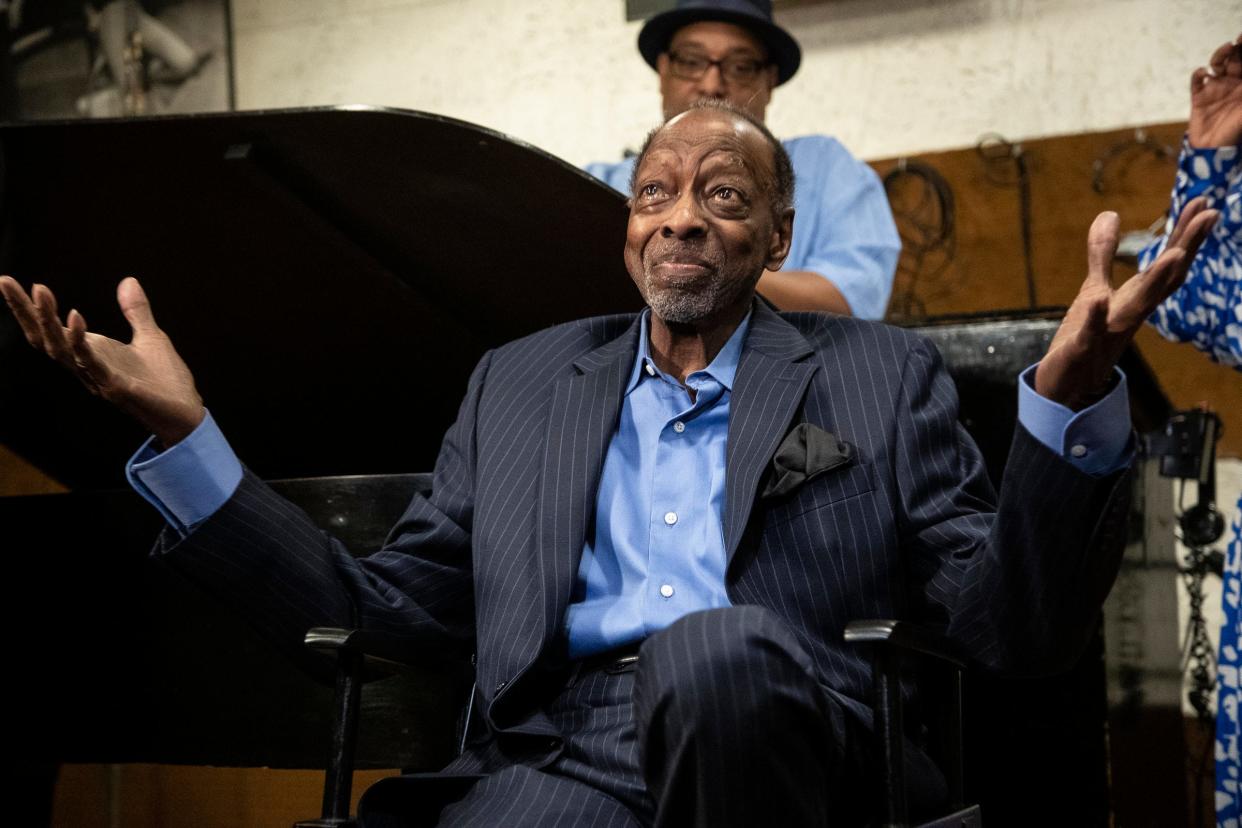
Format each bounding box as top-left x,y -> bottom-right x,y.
1035,198 -> 1218,410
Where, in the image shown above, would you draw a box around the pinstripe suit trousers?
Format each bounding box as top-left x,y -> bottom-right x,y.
364,606 -> 907,827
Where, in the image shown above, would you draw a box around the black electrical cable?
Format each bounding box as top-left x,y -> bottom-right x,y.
882,159 -> 956,321
1091,128 -> 1176,194
976,133 -> 1037,309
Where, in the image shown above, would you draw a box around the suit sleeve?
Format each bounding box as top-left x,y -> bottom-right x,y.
891,338 -> 1131,674
152,350 -> 495,662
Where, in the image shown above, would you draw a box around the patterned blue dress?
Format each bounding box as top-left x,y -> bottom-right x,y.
1139,137 -> 1241,827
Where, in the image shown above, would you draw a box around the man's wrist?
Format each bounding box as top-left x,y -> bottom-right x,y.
127,409 -> 242,533
1060,372 -> 1120,413
1018,365 -> 1132,476
149,403 -> 207,450
1032,363 -> 1116,413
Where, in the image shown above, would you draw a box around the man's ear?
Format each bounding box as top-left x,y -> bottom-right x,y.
656,53 -> 674,90
765,208 -> 794,271
763,63 -> 778,92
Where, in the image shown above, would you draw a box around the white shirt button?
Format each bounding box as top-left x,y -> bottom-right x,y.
673,421 -> 686,433
664,511 -> 678,526
659,584 -> 675,598
644,362 -> 656,377
1070,444 -> 1087,458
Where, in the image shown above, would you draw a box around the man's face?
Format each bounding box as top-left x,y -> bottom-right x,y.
624,108 -> 792,326
656,21 -> 779,122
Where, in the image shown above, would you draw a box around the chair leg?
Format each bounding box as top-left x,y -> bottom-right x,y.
943,670 -> 965,812
294,649 -> 362,828
875,646 -> 908,828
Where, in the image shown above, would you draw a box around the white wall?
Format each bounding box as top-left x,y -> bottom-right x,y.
231,0 -> 1240,166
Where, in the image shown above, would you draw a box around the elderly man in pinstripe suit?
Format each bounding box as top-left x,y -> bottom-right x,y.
0,101 -> 1221,826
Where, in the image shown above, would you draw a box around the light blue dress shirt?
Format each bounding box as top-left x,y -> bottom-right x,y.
127,410 -> 242,535
585,135 -> 902,320
128,317 -> 1133,656
1015,365 -> 1132,478
564,310 -> 747,657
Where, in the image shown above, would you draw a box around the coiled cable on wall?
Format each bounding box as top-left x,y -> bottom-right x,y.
882,158 -> 956,321
976,133 -> 1037,309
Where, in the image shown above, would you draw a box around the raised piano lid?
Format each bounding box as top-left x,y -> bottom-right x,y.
0,106 -> 639,489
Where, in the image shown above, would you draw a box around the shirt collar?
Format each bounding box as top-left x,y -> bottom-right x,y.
626,307 -> 752,395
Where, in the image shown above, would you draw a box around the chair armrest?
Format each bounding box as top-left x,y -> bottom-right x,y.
304,626 -> 422,674
843,619 -> 965,669
299,627 -> 424,828
298,627 -> 472,827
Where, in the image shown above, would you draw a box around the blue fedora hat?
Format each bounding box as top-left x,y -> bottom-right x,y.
637,0 -> 802,85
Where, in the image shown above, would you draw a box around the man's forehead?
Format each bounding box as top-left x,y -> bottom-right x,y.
645,110 -> 770,167
668,21 -> 767,56
641,140 -> 751,177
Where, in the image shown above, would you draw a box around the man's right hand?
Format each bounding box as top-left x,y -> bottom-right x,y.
0,275 -> 205,447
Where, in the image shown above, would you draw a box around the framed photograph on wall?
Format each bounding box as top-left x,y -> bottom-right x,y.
1,0 -> 235,120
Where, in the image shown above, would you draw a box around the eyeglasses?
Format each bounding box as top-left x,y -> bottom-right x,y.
666,50 -> 768,85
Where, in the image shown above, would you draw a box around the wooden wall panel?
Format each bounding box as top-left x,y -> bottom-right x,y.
51,764 -> 398,828
0,445 -> 66,496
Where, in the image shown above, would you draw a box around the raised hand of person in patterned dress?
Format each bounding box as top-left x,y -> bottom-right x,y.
1189,33 -> 1242,148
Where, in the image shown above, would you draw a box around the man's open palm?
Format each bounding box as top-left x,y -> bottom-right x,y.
0,275 -> 204,446
1035,199 -> 1218,410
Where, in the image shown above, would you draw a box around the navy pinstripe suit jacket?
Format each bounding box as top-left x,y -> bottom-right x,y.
162,299 -> 1129,746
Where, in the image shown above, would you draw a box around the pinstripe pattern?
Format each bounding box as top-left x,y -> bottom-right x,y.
158,299 -> 1131,824
364,656 -> 649,826
635,606 -> 865,828
433,766 -> 642,828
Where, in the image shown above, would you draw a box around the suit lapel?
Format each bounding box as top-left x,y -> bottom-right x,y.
723,302 -> 818,564
535,317 -> 641,651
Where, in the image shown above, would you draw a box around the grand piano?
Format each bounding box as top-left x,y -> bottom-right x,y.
0,107 -> 1171,824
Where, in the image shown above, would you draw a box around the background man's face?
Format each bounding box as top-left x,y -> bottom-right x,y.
656,22 -> 779,122
624,108 -> 791,326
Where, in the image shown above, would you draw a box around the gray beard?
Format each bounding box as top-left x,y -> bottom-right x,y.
642,270 -> 742,325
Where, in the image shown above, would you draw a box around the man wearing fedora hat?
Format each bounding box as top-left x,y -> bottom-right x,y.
586,0 -> 901,320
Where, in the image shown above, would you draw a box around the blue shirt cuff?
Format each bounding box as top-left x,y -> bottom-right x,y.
125,410 -> 243,534
1017,364 -> 1133,476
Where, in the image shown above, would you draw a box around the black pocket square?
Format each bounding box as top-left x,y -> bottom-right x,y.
762,423 -> 855,500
